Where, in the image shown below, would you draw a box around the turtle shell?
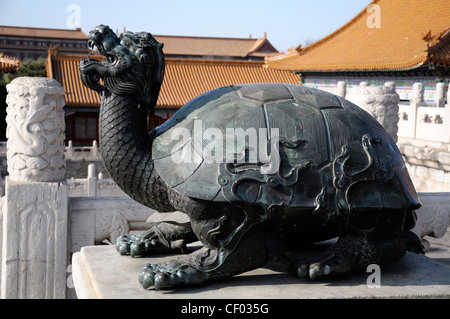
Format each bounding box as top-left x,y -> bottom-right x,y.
152,83 -> 420,213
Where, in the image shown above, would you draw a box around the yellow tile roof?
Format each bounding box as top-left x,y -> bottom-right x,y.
46,53 -> 102,107
158,58 -> 299,108
266,0 -> 450,72
46,53 -> 300,109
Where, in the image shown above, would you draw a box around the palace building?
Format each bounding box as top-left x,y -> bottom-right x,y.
266,0 -> 450,101
0,25 -> 90,61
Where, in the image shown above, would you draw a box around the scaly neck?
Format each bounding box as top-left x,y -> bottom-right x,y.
99,92 -> 155,207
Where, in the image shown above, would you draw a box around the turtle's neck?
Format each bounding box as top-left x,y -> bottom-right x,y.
99,91 -> 173,211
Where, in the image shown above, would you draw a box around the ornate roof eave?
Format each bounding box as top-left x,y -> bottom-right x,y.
295,62 -> 450,77
0,53 -> 20,72
293,62 -> 426,74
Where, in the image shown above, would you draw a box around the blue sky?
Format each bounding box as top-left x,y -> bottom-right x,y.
0,0 -> 370,52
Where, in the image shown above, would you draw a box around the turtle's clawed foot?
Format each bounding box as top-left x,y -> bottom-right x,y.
290,234 -> 408,280
290,237 -> 359,280
116,228 -> 187,257
291,248 -> 352,280
139,259 -> 207,290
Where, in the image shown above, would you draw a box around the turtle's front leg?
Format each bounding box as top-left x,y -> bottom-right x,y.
139,247 -> 214,290
116,221 -> 196,257
139,229 -> 268,290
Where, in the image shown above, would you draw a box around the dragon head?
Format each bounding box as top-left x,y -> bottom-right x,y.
79,25 -> 165,113
87,24 -> 120,56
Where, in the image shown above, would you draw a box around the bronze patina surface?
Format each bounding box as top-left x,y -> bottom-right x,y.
79,25 -> 422,290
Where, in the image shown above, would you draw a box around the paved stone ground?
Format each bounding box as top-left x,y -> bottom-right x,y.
425,228 -> 450,267
73,233 -> 450,299
69,227 -> 450,299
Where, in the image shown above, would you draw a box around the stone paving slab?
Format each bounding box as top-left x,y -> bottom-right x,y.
425,230 -> 450,267
72,244 -> 450,299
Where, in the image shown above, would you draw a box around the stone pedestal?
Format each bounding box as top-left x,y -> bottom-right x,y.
1,178 -> 68,298
72,244 -> 450,299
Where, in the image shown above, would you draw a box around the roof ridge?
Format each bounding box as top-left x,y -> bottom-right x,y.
0,25 -> 86,33
0,25 -> 88,39
48,52 -> 263,66
154,34 -> 263,42
427,27 -> 450,63
166,57 -> 264,66
429,27 -> 450,48
295,0 -> 378,54
248,37 -> 273,54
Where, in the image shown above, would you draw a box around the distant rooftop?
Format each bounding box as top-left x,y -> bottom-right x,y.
0,25 -> 88,40
0,26 -> 280,61
153,34 -> 279,59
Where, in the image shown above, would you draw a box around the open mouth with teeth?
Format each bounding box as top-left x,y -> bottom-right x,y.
88,38 -> 107,55
87,25 -> 111,56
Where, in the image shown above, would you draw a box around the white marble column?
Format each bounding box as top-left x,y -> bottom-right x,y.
1,77 -> 68,299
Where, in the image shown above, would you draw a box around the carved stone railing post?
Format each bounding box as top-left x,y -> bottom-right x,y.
412,82 -> 425,105
435,82 -> 446,108
345,82 -> 400,143
92,140 -> 98,158
1,77 -> 68,299
443,85 -> 450,143
404,82 -> 426,140
336,81 -> 346,98
447,84 -> 450,107
66,140 -> 74,159
87,163 -> 97,197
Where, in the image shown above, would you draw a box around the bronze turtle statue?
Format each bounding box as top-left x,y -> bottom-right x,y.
79,25 -> 422,290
